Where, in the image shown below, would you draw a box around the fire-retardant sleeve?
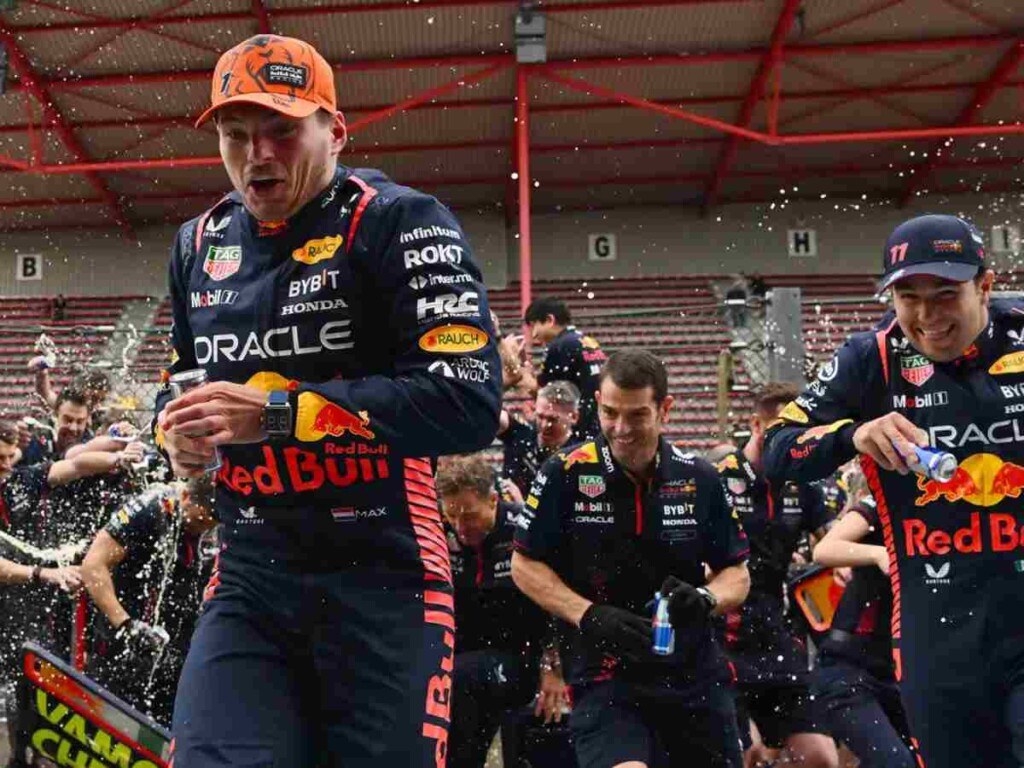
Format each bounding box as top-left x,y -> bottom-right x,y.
763,335 -> 880,484
290,191 -> 502,457
700,460 -> 750,572
512,457 -> 567,566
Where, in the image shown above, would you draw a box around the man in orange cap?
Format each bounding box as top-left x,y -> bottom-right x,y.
155,34 -> 502,767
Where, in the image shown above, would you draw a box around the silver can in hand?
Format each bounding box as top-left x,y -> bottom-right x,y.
168,369 -> 221,473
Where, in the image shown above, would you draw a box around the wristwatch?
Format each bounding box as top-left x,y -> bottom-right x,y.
263,391 -> 293,440
696,586 -> 718,613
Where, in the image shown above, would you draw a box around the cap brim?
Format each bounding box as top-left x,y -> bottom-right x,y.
878,261 -> 979,292
195,93 -> 322,128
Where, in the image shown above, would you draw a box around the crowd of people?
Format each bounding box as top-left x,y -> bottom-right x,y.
0,29 -> 1020,768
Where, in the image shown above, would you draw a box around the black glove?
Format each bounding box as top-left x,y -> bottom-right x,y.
660,576 -> 715,629
112,618 -> 170,657
579,603 -> 651,659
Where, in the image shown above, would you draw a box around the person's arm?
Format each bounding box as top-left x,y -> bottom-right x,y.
813,507 -> 888,573
764,336 -> 900,482
159,192 -> 503,466
47,448 -> 133,487
511,552 -> 592,627
0,558 -> 82,591
703,561 -> 750,615
29,359 -> 57,409
65,435 -> 124,459
81,530 -> 130,629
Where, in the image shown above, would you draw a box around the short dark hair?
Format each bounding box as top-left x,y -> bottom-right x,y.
55,387 -> 90,412
523,297 -> 571,326
753,382 -> 802,414
0,420 -> 17,446
435,453 -> 496,499
598,350 -> 669,404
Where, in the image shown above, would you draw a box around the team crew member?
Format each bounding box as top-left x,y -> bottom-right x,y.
0,422 -> 143,764
512,350 -> 750,768
19,387 -> 93,464
82,477 -> 216,725
763,214 -> 1024,768
812,491 -> 916,768
714,383 -> 838,768
436,454 -> 558,768
523,298 -> 607,439
498,380 -> 580,496
155,35 -> 501,767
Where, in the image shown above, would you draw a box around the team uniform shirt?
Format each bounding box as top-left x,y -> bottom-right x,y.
713,449 -> 829,681
101,483 -> 209,646
156,164 -> 502,573
499,415 -> 554,497
513,435 -> 749,687
763,299 -> 1024,760
537,326 -> 606,440
820,497 -> 893,679
20,429 -> 92,466
447,500 -> 547,658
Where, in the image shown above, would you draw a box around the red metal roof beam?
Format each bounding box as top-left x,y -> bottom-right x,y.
703,0 -> 802,212
252,0 -> 272,34
898,39 -> 1024,207
0,27 -> 135,239
3,34 -> 1014,94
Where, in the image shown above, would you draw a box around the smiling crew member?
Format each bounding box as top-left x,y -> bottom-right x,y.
763,214 -> 1024,768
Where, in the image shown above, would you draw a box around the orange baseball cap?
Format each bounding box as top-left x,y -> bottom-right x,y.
196,35 -> 336,127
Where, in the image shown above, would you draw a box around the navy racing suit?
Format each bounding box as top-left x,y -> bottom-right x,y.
537,326 -> 606,441
513,435 -> 749,768
714,449 -> 832,746
763,299 -> 1024,768
158,165 -> 502,768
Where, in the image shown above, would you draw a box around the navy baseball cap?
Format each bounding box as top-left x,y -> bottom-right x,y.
879,214 -> 986,291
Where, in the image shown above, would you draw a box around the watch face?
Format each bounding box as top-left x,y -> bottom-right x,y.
267,410 -> 289,433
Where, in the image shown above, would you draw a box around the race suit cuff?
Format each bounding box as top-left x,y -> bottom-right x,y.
838,422 -> 859,455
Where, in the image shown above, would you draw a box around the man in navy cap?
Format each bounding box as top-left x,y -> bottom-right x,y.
763,214 -> 1024,768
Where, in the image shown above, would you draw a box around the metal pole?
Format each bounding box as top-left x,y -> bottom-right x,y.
516,65 -> 533,322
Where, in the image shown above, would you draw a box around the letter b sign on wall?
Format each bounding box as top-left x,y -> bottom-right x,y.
16,253 -> 42,281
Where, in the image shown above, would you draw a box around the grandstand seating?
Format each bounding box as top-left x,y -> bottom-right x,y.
0,276 -> 897,450
0,296 -> 146,415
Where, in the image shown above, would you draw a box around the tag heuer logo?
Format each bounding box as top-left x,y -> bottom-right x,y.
203,245 -> 242,281
900,354 -> 934,387
578,475 -> 605,498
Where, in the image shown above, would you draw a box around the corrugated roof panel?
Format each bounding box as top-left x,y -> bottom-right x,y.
352,146 -> 509,186
75,123 -> 219,161
348,102 -> 511,148
335,64 -> 514,110
0,202 -> 116,230
547,2 -> 785,58
806,0 -> 1008,45
530,60 -> 760,106
532,142 -> 719,180
64,81 -> 212,120
0,169 -> 98,203
275,6 -> 510,61
530,101 -> 739,143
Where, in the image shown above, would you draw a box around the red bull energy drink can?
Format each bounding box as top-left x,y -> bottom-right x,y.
905,444 -> 957,483
169,369 -> 221,473
652,592 -> 675,656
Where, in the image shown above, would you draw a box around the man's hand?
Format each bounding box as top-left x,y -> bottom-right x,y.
832,566 -> 853,588
578,603 -> 651,659
159,382 -> 268,477
499,477 -> 524,506
499,334 -> 526,387
660,576 -> 714,628
118,441 -> 146,469
27,355 -> 49,372
852,412 -> 928,474
534,667 -> 568,724
113,618 -> 170,656
41,566 -> 82,595
873,547 -> 890,575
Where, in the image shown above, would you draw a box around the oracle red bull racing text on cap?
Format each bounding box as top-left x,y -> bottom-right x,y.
879,214 -> 985,292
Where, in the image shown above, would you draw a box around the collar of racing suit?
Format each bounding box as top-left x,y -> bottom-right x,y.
234,165 -> 351,238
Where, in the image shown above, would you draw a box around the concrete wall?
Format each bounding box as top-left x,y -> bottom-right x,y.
0,190 -> 1020,297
